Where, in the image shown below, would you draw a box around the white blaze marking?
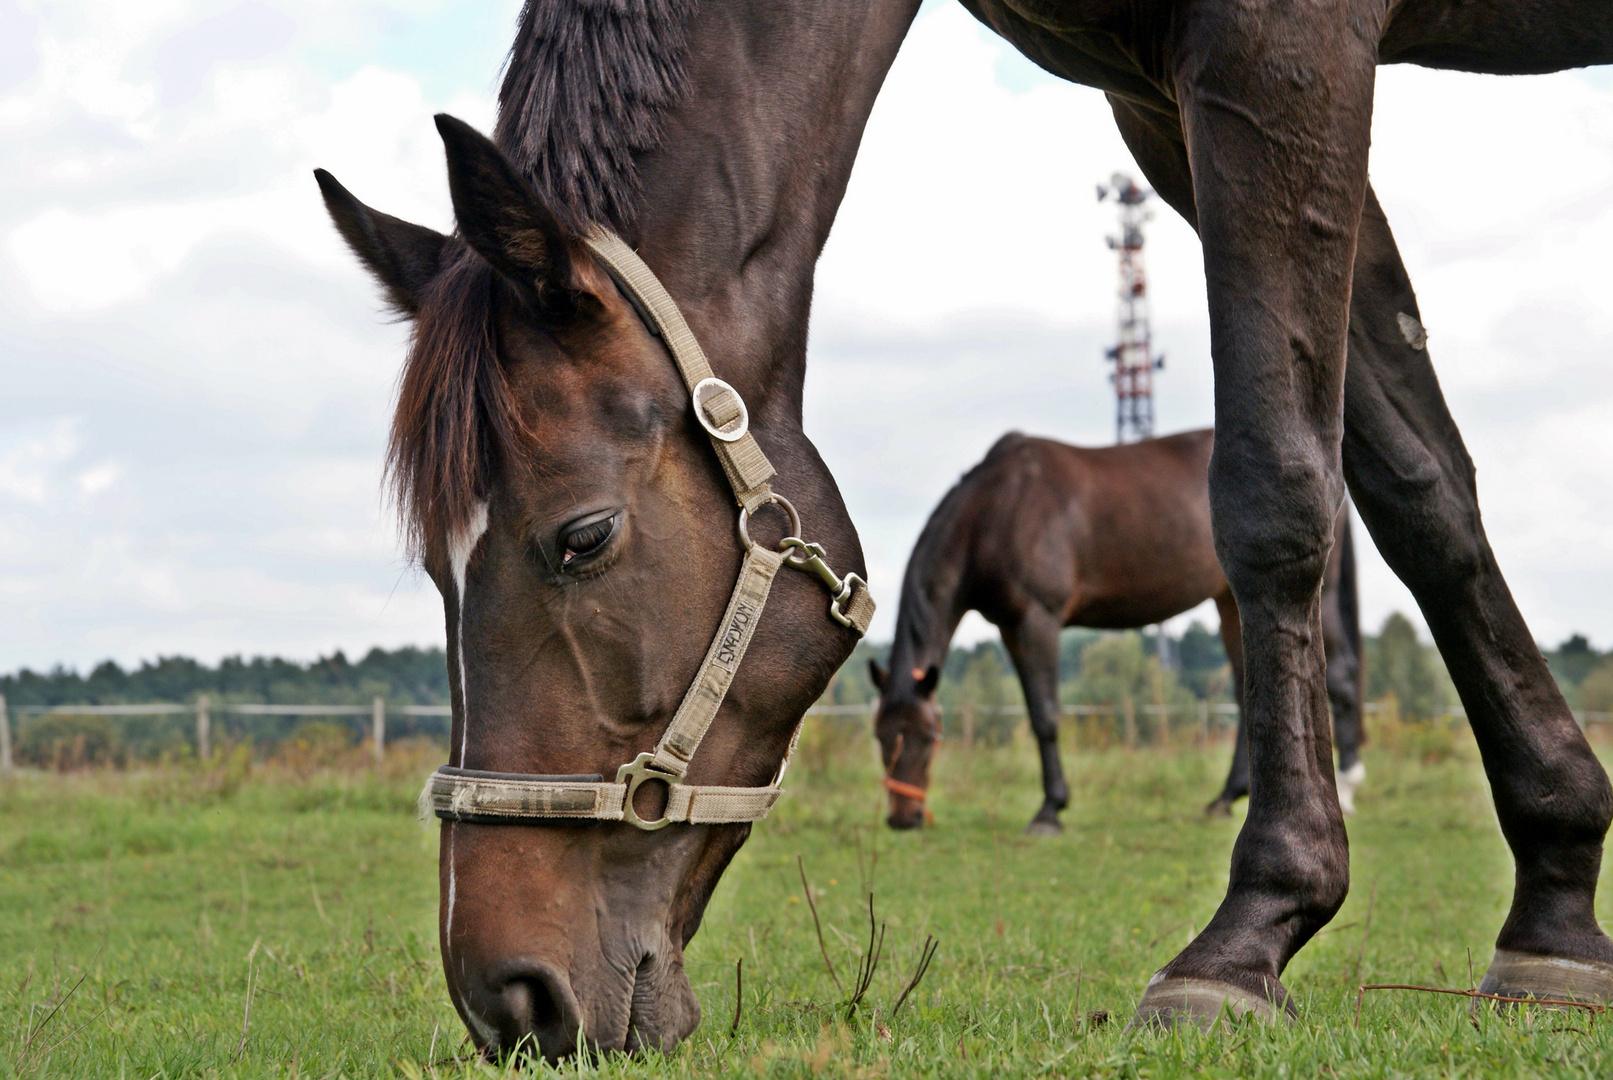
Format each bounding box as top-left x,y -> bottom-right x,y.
449,502 -> 489,765
446,821 -> 458,947
443,506 -> 490,1044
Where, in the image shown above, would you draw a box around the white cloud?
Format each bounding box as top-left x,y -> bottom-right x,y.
76,462 -> 123,495
2,0 -> 1610,676
0,420 -> 79,503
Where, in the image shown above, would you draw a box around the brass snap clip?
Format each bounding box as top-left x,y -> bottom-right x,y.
779,537 -> 867,629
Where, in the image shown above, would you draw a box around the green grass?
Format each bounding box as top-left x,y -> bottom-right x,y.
4,729 -> 1613,1077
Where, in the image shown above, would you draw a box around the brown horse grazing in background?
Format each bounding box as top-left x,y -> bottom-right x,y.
318,0 -> 1613,1054
869,428 -> 1363,835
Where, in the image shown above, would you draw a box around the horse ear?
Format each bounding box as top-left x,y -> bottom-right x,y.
916,665 -> 941,697
868,660 -> 889,693
314,169 -> 447,317
434,113 -> 578,304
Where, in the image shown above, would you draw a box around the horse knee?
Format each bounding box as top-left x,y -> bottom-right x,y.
1213,499 -> 1337,609
1209,444 -> 1340,605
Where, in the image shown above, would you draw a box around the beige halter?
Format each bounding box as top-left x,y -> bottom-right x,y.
422,228 -> 875,830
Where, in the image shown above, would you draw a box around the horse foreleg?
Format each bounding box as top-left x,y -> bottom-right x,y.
1000,604 -> 1069,836
1343,185 -> 1613,999
1123,3 -> 1375,1027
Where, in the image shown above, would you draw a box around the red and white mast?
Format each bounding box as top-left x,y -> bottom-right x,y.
1098,173 -> 1164,444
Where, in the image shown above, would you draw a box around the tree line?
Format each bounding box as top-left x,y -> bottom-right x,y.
3,616 -> 1607,755
1,647 -> 450,709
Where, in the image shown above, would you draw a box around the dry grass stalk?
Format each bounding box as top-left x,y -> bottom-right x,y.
891,935 -> 939,1018
846,894 -> 887,1019
1355,981 -> 1605,1029
797,854 -> 843,993
1349,881 -> 1377,985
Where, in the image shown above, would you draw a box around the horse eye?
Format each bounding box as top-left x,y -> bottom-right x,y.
560,514 -> 617,566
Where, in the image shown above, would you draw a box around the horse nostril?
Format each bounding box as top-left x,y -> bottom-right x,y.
492,963 -> 580,1062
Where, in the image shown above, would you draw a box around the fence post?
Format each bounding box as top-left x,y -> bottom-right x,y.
373,696 -> 386,766
196,695 -> 211,760
0,694 -> 11,776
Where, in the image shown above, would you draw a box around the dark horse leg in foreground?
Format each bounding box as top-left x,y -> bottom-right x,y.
1207,510 -> 1365,816
1078,37 -> 1613,1018
869,430 -> 1362,832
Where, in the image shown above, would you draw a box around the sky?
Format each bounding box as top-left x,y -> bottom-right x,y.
2,0 -> 1611,672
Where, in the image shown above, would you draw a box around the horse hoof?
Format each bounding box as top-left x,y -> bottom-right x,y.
1477,948 -> 1613,1008
1023,818 -> 1062,837
1336,762 -> 1366,816
1127,974 -> 1293,1032
1203,799 -> 1233,819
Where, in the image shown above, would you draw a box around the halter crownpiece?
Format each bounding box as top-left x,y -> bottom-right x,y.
422,227 -> 875,831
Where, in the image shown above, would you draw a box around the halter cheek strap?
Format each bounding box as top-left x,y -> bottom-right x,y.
422,227 -> 875,830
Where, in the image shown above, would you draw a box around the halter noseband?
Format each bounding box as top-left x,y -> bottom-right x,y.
422,228 -> 876,831
879,711 -> 940,824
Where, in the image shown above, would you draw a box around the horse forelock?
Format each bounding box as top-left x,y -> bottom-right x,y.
387,245 -> 527,561
495,0 -> 701,236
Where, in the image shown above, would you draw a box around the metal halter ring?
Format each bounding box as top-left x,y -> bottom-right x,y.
737,493 -> 802,553
616,752 -> 676,831
691,377 -> 749,442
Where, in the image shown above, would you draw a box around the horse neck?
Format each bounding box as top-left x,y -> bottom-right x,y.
888,523 -> 972,692
629,0 -> 921,421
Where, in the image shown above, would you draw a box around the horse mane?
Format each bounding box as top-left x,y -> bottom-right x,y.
494,0 -> 701,235
387,247 -> 526,557
890,434 -> 1029,688
388,0 -> 699,553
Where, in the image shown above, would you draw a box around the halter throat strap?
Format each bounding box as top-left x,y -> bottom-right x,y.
424,228 -> 874,830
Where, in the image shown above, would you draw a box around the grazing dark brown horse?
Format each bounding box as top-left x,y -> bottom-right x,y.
869,428 -> 1363,834
318,0 -> 1613,1054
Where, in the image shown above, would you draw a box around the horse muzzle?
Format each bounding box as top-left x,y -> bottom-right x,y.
883,774 -> 933,830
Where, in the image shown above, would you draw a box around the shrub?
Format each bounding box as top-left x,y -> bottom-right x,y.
17,714 -> 123,770
1580,657 -> 1613,715
270,719 -> 358,776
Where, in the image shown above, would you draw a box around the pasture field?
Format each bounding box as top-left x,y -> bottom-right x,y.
4,725 -> 1613,1078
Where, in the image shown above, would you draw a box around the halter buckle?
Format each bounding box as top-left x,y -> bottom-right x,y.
691,377 -> 749,442
616,752 -> 679,831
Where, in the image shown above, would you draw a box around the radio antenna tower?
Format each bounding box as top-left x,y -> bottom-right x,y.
1097,173 -> 1164,443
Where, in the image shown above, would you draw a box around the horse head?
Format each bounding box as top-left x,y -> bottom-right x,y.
318,115 -> 869,1061
869,659 -> 940,830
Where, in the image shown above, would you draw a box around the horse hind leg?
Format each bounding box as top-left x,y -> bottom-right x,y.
1000,604 -> 1069,836
1205,591 -> 1248,818
1344,186 -> 1613,1003
1322,509 -> 1366,814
